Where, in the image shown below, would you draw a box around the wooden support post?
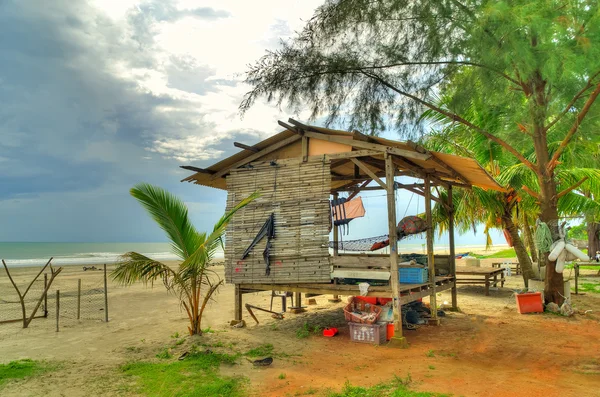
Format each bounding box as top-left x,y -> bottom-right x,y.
330,192 -> 341,303
294,292 -> 302,311
77,278 -> 81,320
44,273 -> 48,318
576,262 -> 579,295
302,136 -> 309,162
234,284 -> 242,321
448,186 -> 458,310
425,176 -> 440,325
56,290 -> 60,332
385,153 -> 407,347
103,264 -> 109,322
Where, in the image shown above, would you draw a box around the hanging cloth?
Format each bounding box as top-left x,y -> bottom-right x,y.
331,196 -> 366,234
241,213 -> 275,276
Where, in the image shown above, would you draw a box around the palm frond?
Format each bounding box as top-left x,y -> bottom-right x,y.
130,183 -> 201,260
180,191 -> 260,277
112,251 -> 179,289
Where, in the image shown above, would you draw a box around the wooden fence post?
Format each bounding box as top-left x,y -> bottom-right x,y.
77,279 -> 81,320
56,290 -> 60,332
103,264 -> 109,322
44,274 -> 48,318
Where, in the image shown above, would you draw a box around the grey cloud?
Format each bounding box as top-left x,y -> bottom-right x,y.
0,0 -> 238,241
134,2 -> 230,23
166,55 -> 217,95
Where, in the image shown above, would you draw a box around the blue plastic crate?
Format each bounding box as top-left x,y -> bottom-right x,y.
398,267 -> 428,284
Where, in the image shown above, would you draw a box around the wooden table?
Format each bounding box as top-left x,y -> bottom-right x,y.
492,262 -> 521,275
456,267 -> 505,296
574,262 -> 600,294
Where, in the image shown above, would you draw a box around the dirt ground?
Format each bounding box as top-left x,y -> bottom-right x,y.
1,258 -> 599,397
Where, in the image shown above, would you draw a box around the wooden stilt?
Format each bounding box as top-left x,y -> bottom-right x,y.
448,186 -> 458,310
385,153 -> 407,347
425,176 -> 440,325
330,192 -> 341,303
234,284 -> 242,321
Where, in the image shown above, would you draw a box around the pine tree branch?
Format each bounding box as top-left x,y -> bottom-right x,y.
361,70 -> 538,172
548,82 -> 600,171
359,61 -> 521,86
556,177 -> 589,199
545,70 -> 600,132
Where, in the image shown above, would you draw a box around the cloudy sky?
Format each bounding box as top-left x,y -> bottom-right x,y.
0,0 -> 501,246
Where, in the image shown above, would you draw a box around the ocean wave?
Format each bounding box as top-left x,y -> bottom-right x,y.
3,250 -> 225,267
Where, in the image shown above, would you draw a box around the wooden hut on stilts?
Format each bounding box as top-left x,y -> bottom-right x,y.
181,119 -> 504,346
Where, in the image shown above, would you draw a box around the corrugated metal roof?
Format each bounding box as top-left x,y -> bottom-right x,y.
181,122 -> 504,192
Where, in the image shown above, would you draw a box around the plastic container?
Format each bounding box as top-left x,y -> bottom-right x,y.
515,292 -> 543,314
323,327 -> 339,337
348,322 -> 387,345
355,296 -> 377,305
398,267 -> 428,284
386,322 -> 394,341
464,257 -> 480,267
343,298 -> 383,324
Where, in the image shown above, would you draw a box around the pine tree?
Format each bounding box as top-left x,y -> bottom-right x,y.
242,0 -> 600,304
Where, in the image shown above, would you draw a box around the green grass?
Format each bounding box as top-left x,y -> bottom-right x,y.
565,263 -> 599,270
244,344 -> 274,357
326,376 -> 450,397
578,282 -> 600,294
426,350 -> 435,358
278,373 -> 286,380
0,359 -> 57,388
121,352 -> 244,397
155,348 -> 172,359
296,322 -> 322,339
476,248 -> 517,259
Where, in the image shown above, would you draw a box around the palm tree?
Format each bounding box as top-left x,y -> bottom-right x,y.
424,100 -> 600,287
112,183 -> 258,335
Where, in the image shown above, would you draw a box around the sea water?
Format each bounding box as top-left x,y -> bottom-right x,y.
0,242 -> 225,267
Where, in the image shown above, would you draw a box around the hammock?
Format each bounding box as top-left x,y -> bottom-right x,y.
328,216 -> 428,252
328,234 -> 390,252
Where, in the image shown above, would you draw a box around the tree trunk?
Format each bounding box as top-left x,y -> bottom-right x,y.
537,158 -> 564,304
522,217 -> 538,263
502,212 -> 534,287
528,70 -> 564,305
587,222 -> 600,259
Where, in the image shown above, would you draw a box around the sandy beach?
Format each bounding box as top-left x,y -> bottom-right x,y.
1,252 -> 599,396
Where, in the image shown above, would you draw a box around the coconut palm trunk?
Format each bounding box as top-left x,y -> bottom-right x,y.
501,210 -> 534,287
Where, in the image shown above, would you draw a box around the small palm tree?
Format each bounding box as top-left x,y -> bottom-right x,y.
112,183 -> 258,335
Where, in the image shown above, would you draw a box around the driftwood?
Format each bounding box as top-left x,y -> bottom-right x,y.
2,258 -> 63,328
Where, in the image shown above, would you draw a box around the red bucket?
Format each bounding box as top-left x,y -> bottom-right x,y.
515,292 -> 543,314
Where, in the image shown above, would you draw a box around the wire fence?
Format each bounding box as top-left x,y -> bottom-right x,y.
0,265 -> 108,330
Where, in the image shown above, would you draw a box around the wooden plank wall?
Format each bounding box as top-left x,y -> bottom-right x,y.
225,158 -> 332,284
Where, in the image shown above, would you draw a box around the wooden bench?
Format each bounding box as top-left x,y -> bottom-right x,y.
574,262 -> 600,294
491,262 -> 521,275
455,267 -> 505,296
